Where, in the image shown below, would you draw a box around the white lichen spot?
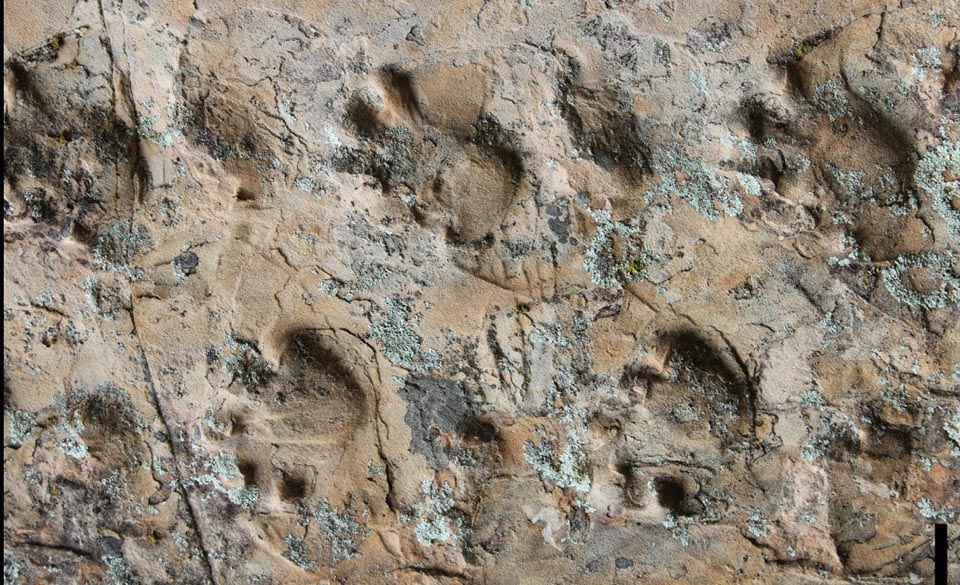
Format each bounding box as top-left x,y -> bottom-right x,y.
279,99 -> 296,121
826,164 -> 870,200
179,449 -> 262,509
529,324 -> 571,348
136,98 -> 184,149
91,223 -> 151,278
294,176 -> 315,193
208,452 -> 241,479
4,557 -> 23,584
644,149 -> 742,219
415,514 -> 453,547
323,123 -> 343,148
316,279 -> 341,296
828,233 -> 870,268
690,70 -> 708,94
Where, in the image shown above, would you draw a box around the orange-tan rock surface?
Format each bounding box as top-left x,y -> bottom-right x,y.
3,0 -> 959,583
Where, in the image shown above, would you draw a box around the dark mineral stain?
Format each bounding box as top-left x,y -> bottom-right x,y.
175,251 -> 200,275
545,203 -> 570,243
399,376 -> 487,469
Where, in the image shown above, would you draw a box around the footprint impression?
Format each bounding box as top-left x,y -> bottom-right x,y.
205,328 -> 385,573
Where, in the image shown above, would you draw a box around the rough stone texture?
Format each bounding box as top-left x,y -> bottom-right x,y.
3,0 -> 960,583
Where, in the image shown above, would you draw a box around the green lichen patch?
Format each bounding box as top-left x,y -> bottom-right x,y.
413,480 -> 459,547
221,335 -> 274,390
880,250 -> 960,310
82,274 -> 128,319
944,407 -> 960,458
582,209 -> 647,289
745,507 -> 770,539
369,298 -> 440,371
282,535 -> 314,570
644,149 -> 743,219
178,450 -> 260,510
56,382 -> 146,439
915,138 -> 959,242
4,405 -> 35,447
310,500 -> 369,562
812,78 -> 852,122
524,426 -> 591,493
91,223 -> 152,278
101,554 -> 141,585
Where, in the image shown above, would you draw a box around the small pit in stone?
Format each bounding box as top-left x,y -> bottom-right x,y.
229,415 -> 247,437
653,476 -> 686,514
279,471 -> 308,501
235,187 -> 256,202
237,459 -> 259,487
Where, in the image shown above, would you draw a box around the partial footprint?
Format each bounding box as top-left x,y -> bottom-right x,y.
338,60 -> 527,246
205,328 -> 385,576
625,328 -> 756,444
